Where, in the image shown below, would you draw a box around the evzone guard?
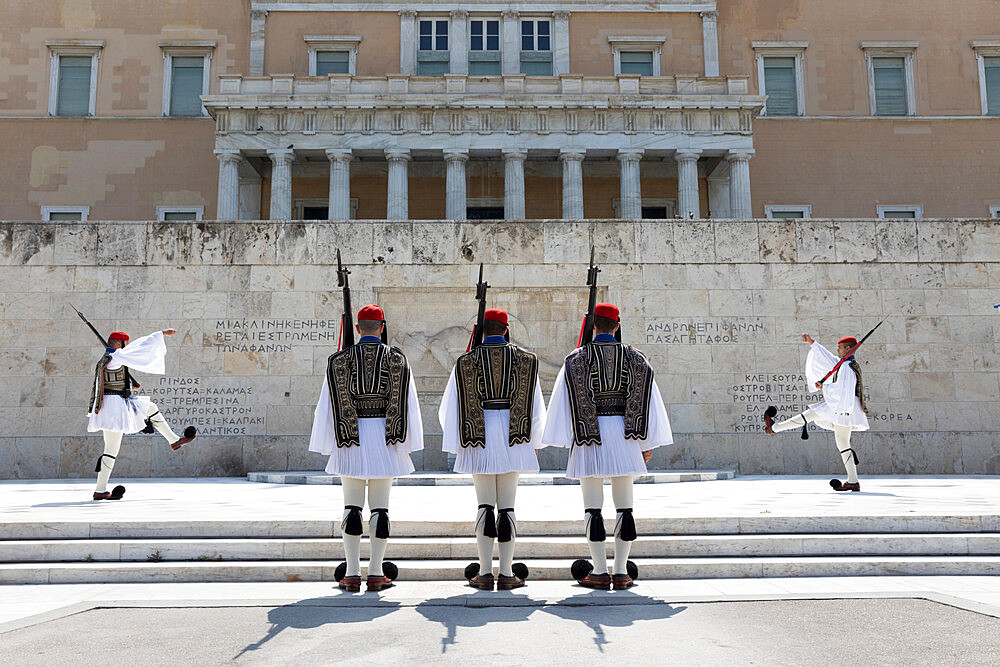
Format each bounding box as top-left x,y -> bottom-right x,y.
542,301 -> 674,590
86,326 -> 197,501
309,252 -> 424,593
764,331 -> 875,492
439,290 -> 547,590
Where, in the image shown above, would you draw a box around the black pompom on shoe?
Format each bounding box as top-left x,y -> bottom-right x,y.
571,559 -> 594,581
383,561 -> 399,581
511,562 -> 529,581
464,562 -> 480,581
109,485 -> 126,500
171,426 -> 197,451
626,560 -> 639,580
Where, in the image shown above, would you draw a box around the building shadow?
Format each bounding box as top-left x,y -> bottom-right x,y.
233,592 -> 401,661
541,589 -> 686,653
414,592 -> 539,653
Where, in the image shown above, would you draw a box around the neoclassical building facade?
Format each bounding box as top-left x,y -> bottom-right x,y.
2,0 -> 999,221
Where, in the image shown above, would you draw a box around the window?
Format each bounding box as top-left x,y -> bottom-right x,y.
989,205 -> 1000,219
613,198 -> 676,218
753,42 -> 807,116
47,41 -> 103,117
972,43 -> 1000,116
877,205 -> 922,219
156,206 -> 204,221
293,199 -> 358,220
42,206 -> 89,221
469,18 -> 501,75
417,19 -> 450,75
160,42 -> 215,117
863,43 -> 916,116
520,19 -> 553,75
305,36 -> 360,76
765,205 -> 812,219
609,36 -> 664,77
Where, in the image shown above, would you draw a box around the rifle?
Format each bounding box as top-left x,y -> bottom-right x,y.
70,303 -> 110,347
467,263 -> 489,352
336,249 -> 355,351
817,319 -> 884,386
576,246 -> 600,347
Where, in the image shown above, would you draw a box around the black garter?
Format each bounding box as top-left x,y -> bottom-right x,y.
342,505 -> 364,536
370,508 -> 390,539
616,508 -> 637,542
585,508 -> 606,542
497,507 -> 516,543
95,453 -> 116,473
478,504 -> 497,539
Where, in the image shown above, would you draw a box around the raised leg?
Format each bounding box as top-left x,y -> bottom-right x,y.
95,430 -> 123,493
771,407 -> 819,433
145,401 -> 179,443
367,477 -> 392,577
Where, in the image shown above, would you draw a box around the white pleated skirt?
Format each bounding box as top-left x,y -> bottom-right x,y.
87,395 -> 151,434
809,401 -> 870,432
452,409 -> 540,475
324,417 -> 416,479
565,416 -> 647,479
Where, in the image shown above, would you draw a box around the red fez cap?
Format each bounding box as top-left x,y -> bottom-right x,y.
109,331 -> 129,343
357,305 -> 385,321
485,308 -> 508,325
838,336 -> 858,346
594,303 -> 620,321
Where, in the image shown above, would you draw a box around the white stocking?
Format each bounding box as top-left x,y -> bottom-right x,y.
611,476 -> 635,575
146,402 -> 178,443
496,472 -> 519,577
771,408 -> 819,433
580,477 -> 608,575
95,430 -> 123,493
341,477 -> 366,577
472,474 -> 498,576
367,477 -> 392,577
834,427 -> 859,484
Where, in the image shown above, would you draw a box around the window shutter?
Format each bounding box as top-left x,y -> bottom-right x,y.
316,51 -> 350,75
873,57 -> 907,116
48,211 -> 84,221
619,51 -> 654,76
56,56 -> 92,116
771,210 -> 804,219
883,210 -> 916,219
763,57 -> 798,116
169,56 -> 205,116
163,211 -> 198,221
985,57 -> 1000,116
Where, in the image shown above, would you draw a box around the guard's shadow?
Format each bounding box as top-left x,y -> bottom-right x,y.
415,592 -> 538,653
233,592 -> 401,661
542,588 -> 686,653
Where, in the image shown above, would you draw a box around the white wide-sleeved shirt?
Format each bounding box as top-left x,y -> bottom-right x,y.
805,342 -> 870,431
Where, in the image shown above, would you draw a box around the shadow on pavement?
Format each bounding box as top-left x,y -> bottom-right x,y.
542,588 -> 686,653
415,592 -> 539,653
233,592 -> 401,661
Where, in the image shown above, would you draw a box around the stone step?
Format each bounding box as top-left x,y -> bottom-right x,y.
2,534 -> 998,563
4,515 -> 996,540
3,555 -> 999,584
247,470 -> 737,485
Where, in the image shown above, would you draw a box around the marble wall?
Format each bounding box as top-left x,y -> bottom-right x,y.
1,219 -> 998,479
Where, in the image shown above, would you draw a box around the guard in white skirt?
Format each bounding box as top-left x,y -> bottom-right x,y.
438,308 -> 546,591
309,305 -> 424,593
87,329 -> 197,501
541,303 -> 673,590
764,333 -> 870,492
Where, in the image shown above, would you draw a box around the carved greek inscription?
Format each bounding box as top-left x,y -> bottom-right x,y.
645,319 -> 768,345
148,377 -> 264,436
213,318 -> 338,353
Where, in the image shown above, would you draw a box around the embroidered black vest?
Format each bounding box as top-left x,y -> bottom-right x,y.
89,355 -> 134,414
327,342 -> 409,448
454,342 -> 538,448
563,341 -> 654,447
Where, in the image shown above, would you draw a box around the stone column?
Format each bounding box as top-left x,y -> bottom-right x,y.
503,149 -> 527,219
501,10 -> 519,74
450,10 -> 469,75
249,10 -> 267,77
617,150 -> 644,219
325,149 -> 353,220
385,148 -> 411,220
214,150 -> 241,220
444,150 -> 469,220
727,150 -> 754,219
399,10 -> 417,75
700,11 -> 720,78
553,10 -> 571,76
266,148 -> 294,220
559,150 -> 585,219
675,149 -> 702,219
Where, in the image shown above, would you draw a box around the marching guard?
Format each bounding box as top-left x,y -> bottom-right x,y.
541,302 -> 673,590
764,333 -> 871,492
439,305 -> 547,591
87,328 -> 197,500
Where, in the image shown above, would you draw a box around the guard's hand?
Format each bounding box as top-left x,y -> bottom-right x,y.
815,381 -> 823,390
802,334 -> 814,344
162,329 -> 177,337
642,450 -> 653,464
132,383 -> 141,390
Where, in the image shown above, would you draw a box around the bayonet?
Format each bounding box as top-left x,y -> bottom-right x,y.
336,249 -> 355,350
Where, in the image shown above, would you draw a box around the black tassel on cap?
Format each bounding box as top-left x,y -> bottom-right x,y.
585,508 -> 606,542
616,508 -> 637,542
342,505 -> 364,536
371,508 -> 390,539
497,508 -> 515,543
478,504 -> 497,539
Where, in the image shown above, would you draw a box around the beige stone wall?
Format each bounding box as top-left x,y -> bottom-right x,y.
263,11 -> 400,77
1,219 -> 998,479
